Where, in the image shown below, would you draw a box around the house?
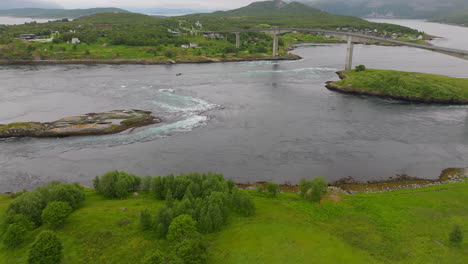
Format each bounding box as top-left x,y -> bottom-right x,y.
195,21 -> 202,27
72,38 -> 80,44
167,29 -> 180,35
181,44 -> 189,49
19,34 -> 36,40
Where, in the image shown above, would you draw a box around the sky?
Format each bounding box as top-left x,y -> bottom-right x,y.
47,0 -> 263,10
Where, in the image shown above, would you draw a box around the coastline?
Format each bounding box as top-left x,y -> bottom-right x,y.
0,54 -> 302,65
239,168 -> 468,194
326,71 -> 468,105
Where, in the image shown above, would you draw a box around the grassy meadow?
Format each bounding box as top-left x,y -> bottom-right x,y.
334,69 -> 468,100
0,179 -> 467,263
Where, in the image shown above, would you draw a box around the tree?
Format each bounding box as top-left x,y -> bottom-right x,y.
142,250 -> 165,264
141,176 -> 152,192
28,230 -> 63,264
310,177 -> 328,202
140,209 -> 152,231
167,215 -> 198,242
231,189 -> 255,216
41,201 -> 72,227
6,191 -> 47,226
266,183 -> 279,197
172,237 -> 206,264
151,176 -> 165,200
450,224 -> 463,245
47,183 -> 85,210
154,206 -> 173,238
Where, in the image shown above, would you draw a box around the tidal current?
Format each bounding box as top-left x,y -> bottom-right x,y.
0,20 -> 467,192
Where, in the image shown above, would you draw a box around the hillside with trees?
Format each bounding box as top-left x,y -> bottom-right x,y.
300,0 -> 468,19
0,1 -> 425,63
431,9 -> 468,26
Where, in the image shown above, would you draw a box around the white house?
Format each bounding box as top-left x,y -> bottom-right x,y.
71,38 -> 80,44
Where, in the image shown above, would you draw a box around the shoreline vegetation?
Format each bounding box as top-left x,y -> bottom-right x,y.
0,171 -> 467,263
0,2 -> 430,65
326,69 -> 468,104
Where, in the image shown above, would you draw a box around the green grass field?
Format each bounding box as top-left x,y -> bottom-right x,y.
334,69 -> 468,100
1,180 -> 467,263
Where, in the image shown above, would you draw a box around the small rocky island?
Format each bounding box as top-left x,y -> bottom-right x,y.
0,110 -> 161,138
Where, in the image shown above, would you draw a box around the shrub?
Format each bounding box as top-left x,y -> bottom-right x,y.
167,215 -> 198,242
4,182 -> 83,226
266,182 -> 279,197
41,201 -> 72,227
355,64 -> 366,72
3,223 -> 28,247
450,224 -> 463,245
28,230 -> 63,264
300,177 -> 328,202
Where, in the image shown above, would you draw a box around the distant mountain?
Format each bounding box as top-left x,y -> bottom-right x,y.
0,8 -> 130,19
0,0 -> 61,10
300,0 -> 468,19
431,9 -> 468,25
210,0 -> 323,16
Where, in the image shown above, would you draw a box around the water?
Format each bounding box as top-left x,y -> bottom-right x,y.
0,16 -> 52,25
0,20 -> 467,192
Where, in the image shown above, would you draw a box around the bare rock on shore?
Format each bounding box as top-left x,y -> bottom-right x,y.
0,110 -> 161,138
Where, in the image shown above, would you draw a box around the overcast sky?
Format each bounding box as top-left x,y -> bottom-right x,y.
47,0 -> 263,9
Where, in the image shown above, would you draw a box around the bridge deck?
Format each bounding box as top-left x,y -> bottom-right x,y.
202,28 -> 468,56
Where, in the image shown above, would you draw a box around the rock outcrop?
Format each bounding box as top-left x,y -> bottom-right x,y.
0,110 -> 160,138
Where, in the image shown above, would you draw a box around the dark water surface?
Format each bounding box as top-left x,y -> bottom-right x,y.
1,20 -> 467,192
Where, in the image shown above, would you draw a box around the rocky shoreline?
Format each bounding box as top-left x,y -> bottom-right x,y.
238,168 -> 468,194
0,110 -> 160,138
326,71 -> 468,104
0,54 -> 302,65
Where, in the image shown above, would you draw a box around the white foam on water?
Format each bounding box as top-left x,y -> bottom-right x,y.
65,90 -> 219,148
149,91 -> 220,114
67,115 -> 209,147
238,67 -> 337,76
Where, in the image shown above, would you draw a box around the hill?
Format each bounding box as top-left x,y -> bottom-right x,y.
72,12 -> 161,25
431,9 -> 468,26
0,7 -> 130,19
180,0 -> 419,34
300,0 -> 468,19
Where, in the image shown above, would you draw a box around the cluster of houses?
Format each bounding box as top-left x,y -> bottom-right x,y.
335,27 -> 422,40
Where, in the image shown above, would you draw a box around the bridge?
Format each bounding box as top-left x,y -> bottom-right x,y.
202,28 -> 468,70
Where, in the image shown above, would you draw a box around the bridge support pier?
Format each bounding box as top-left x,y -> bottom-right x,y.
345,36 -> 354,71
272,34 -> 279,57
235,32 -> 240,49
